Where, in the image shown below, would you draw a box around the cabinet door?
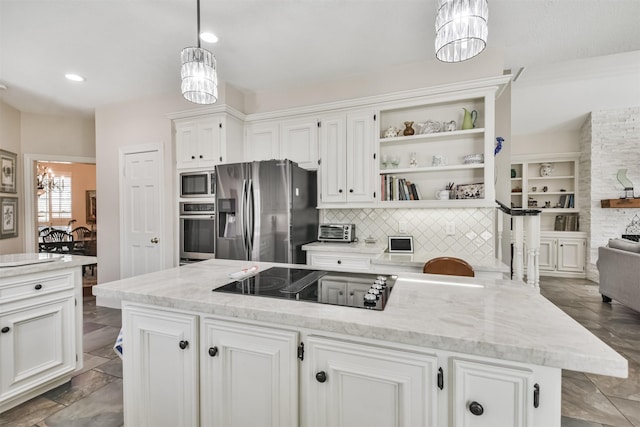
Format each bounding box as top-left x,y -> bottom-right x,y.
346,111 -> 376,202
318,115 -> 347,203
175,121 -> 200,169
245,122 -> 280,162
347,280 -> 374,308
281,117 -> 319,170
318,279 -> 347,305
198,117 -> 222,168
201,318 -> 299,427
123,305 -> 198,427
538,238 -> 556,272
0,296 -> 76,402
451,358 -> 534,427
557,238 -> 585,272
305,336 -> 438,427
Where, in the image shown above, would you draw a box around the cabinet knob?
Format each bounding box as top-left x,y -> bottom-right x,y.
338,189 -> 343,193
208,346 -> 218,357
34,284 -> 43,290
337,260 -> 342,264
191,155 -> 195,160
199,155 -> 203,159
349,189 -> 354,193
1,326 -> 10,333
179,340 -> 189,350
219,156 -> 223,162
338,291 -> 343,296
315,371 -> 327,383
469,401 -> 484,416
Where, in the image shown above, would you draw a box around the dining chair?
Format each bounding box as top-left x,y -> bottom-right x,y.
71,226 -> 91,254
423,257 -> 475,277
41,229 -> 74,253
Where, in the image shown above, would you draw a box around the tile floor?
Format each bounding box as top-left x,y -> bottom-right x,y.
1,276 -> 639,426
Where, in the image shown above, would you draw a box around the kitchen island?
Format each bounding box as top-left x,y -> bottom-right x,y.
0,253 -> 97,413
93,258 -> 626,427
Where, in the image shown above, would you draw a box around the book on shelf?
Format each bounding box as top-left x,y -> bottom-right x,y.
380,176 -> 420,201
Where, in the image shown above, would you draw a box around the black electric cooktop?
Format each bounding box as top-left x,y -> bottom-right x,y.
213,267 -> 396,311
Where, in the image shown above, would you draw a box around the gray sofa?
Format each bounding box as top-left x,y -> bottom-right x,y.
597,238 -> 640,312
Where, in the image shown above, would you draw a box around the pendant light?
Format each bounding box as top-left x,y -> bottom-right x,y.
435,0 -> 488,63
181,0 -> 218,104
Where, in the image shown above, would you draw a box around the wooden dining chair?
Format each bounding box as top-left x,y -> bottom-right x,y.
41,229 -> 74,253
71,226 -> 91,254
423,257 -> 475,277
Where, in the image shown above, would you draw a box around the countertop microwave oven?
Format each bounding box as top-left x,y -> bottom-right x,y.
180,170 -> 216,198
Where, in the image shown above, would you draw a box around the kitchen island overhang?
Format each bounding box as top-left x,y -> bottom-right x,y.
93,258 -> 627,378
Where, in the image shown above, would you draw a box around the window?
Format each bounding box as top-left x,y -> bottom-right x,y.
38,174 -> 72,224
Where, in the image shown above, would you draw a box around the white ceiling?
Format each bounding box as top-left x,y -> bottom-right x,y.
1,0 -> 639,135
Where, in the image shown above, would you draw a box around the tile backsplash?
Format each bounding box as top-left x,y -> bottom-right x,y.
320,208 -> 495,257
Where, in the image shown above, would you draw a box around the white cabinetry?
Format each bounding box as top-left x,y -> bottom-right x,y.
122,304 -> 198,427
200,317 -> 299,427
538,233 -> 586,276
451,358 -> 535,427
317,276 -> 373,308
304,336 -> 439,427
318,110 -> 377,205
175,113 -> 244,170
0,269 -> 81,413
245,116 -> 319,170
377,90 -> 496,208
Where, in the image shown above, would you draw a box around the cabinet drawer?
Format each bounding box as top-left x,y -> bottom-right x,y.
0,271 -> 74,304
308,254 -> 371,271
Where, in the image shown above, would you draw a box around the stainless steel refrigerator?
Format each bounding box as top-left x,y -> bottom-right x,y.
215,159 -> 318,264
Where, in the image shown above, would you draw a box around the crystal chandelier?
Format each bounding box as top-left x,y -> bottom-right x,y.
181,0 -> 218,104
36,164 -> 64,197
435,0 -> 488,63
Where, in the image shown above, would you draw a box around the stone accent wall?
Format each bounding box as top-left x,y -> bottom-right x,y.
580,106 -> 640,281
320,208 -> 494,258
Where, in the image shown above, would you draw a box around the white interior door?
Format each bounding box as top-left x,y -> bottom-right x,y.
121,148 -> 164,279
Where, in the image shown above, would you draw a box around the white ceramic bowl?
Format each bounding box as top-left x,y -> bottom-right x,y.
463,153 -> 484,164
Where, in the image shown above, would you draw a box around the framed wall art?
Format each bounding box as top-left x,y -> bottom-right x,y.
0,196 -> 18,239
86,190 -> 96,223
0,149 -> 17,193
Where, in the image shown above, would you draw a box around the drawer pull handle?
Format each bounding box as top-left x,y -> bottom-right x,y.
179,340 -> 189,350
34,284 -> 43,290
1,327 -> 10,333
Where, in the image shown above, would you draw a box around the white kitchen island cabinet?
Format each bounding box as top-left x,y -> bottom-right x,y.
0,254 -> 96,414
93,259 -> 627,427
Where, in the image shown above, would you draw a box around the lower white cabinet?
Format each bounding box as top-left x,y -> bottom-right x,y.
120,304 -> 561,427
318,276 -> 374,308
200,317 -> 299,427
123,304 -> 199,427
0,269 -> 81,414
451,358 -> 535,427
304,336 -> 439,427
538,233 -> 586,277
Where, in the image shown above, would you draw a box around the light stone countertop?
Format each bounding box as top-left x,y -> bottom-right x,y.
92,258 -> 627,378
0,254 -> 97,279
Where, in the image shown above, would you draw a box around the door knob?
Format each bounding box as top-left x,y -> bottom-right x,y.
150,237 -> 159,244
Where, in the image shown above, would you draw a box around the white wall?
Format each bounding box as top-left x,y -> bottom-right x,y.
0,100 -> 23,254
21,113 -> 95,156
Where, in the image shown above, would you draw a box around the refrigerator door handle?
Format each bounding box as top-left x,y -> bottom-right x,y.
247,179 -> 255,255
241,178 -> 249,259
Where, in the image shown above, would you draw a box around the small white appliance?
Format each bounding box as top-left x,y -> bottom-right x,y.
318,224 -> 356,242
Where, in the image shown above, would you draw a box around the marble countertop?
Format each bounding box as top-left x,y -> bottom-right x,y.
92,259 -> 627,378
0,254 -> 97,279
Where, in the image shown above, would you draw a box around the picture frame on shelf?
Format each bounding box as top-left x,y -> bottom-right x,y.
86,190 -> 96,224
0,149 -> 17,193
0,196 -> 18,239
455,183 -> 485,199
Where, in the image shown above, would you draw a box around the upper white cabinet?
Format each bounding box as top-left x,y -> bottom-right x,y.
245,116 -> 319,170
318,110 -> 376,205
377,91 -> 496,208
175,113 -> 244,170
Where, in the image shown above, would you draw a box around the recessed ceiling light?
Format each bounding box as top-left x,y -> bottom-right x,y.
200,32 -> 218,43
65,73 -> 85,82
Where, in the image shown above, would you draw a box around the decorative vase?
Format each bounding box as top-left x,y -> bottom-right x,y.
539,163 -> 553,177
383,126 -> 399,138
510,169 -> 516,178
461,108 -> 478,130
403,121 -> 415,136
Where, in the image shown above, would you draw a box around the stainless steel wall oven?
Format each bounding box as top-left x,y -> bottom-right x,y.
179,202 -> 216,262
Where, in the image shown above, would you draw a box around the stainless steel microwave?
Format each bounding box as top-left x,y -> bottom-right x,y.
180,171 -> 216,198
